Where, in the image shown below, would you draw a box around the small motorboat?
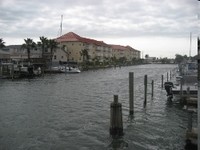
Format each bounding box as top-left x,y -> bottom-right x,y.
51,66 -> 81,73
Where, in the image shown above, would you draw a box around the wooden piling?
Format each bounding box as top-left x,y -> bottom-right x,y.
188,110 -> 193,132
129,72 -> 134,115
151,80 -> 154,98
110,95 -> 123,137
11,64 -> 14,80
187,87 -> 190,101
144,75 -> 147,106
161,75 -> 164,88
170,70 -> 171,80
167,72 -> 169,82
0,65 -> 2,76
180,78 -> 183,100
42,67 -> 45,76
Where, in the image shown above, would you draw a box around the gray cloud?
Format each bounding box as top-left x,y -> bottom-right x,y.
0,0 -> 198,45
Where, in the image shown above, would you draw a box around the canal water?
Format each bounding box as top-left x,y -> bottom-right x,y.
0,64 -> 192,150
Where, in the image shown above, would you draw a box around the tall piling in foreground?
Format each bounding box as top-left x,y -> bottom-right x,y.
110,95 -> 123,137
144,75 -> 147,107
197,37 -> 200,149
169,70 -> 172,80
129,72 -> 134,115
161,75 -> 164,88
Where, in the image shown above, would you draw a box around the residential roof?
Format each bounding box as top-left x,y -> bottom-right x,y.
56,32 -> 81,42
56,32 -> 110,47
126,45 -> 140,52
5,45 -> 21,49
110,44 -> 128,51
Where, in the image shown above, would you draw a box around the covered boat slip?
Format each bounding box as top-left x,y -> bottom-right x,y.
172,84 -> 197,96
172,73 -> 197,96
0,62 -> 43,79
0,63 -> 15,79
164,67 -> 197,102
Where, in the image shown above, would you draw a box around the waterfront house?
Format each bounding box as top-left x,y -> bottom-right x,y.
9,45 -> 42,60
55,32 -> 112,65
8,45 -> 43,64
0,49 -> 10,63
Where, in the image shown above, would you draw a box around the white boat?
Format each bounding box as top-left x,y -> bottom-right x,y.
51,66 -> 81,73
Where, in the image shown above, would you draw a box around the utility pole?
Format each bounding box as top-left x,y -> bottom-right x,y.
198,1 -> 200,148
60,15 -> 63,36
189,32 -> 192,60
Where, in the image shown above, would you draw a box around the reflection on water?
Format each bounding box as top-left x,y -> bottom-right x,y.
0,64 -> 190,150
108,137 -> 128,150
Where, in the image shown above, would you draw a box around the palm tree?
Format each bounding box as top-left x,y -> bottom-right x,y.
0,38 -> 5,49
80,49 -> 90,69
111,56 -> 117,65
80,49 -> 89,63
38,36 -> 48,59
48,39 -> 58,67
62,45 -> 70,65
21,38 -> 36,63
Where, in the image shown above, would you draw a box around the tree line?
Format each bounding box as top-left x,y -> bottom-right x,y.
175,54 -> 197,64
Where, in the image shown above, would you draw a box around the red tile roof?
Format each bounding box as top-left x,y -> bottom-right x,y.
56,32 -> 110,47
56,32 -> 81,42
110,44 -> 128,51
110,44 -> 140,52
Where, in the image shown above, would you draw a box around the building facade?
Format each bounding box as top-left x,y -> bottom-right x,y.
4,32 -> 141,66
0,49 -> 10,63
110,44 -> 141,62
55,32 -> 112,64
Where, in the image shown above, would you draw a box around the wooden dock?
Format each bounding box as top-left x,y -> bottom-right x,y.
186,97 -> 197,107
172,85 -> 197,96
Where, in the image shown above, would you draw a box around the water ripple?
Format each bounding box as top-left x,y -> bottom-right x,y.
0,64 -> 189,150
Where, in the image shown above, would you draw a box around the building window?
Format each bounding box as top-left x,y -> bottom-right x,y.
61,56 -> 63,59
54,55 -> 56,60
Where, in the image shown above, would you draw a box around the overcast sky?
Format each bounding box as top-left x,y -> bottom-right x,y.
0,0 -> 199,58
